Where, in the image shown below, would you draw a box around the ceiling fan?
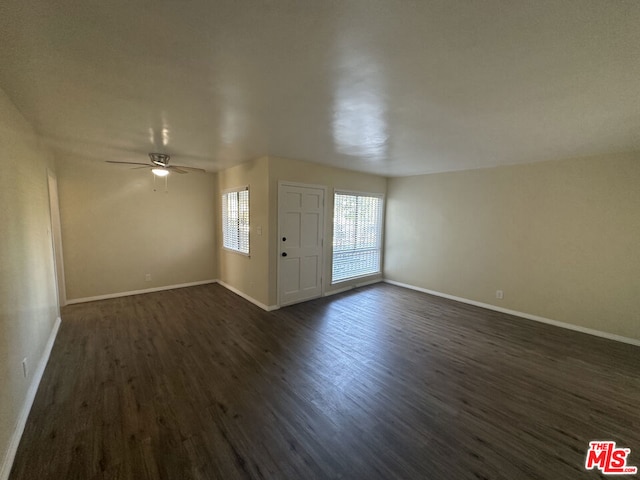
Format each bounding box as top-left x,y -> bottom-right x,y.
106,153 -> 205,176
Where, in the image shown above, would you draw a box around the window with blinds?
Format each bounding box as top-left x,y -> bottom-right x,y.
332,192 -> 383,283
221,187 -> 249,255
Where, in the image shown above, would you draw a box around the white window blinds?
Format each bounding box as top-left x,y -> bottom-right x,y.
332,192 -> 383,283
222,187 -> 249,254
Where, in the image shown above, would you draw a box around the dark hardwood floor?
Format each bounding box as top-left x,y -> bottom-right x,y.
9,283 -> 640,480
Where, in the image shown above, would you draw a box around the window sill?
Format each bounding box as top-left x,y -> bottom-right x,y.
331,271 -> 381,285
222,247 -> 250,257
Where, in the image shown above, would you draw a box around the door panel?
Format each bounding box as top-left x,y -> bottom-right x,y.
300,256 -> 319,290
278,183 -> 325,306
301,212 -> 320,246
282,257 -> 301,294
284,212 -> 301,247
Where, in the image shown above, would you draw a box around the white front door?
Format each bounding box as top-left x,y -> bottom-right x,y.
278,183 -> 325,306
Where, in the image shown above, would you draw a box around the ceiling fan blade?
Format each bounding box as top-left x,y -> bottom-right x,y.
172,165 -> 206,173
168,166 -> 188,174
106,160 -> 150,166
131,166 -> 151,170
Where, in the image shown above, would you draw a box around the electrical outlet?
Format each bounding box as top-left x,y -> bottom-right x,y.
496,290 -> 504,300
22,358 -> 28,378
145,274 -> 152,281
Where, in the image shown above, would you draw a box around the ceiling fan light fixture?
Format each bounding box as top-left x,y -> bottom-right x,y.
149,152 -> 170,166
151,167 -> 170,177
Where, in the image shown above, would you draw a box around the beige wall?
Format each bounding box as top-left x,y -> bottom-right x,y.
385,153 -> 640,340
216,156 -> 270,306
0,88 -> 59,470
58,155 -> 217,300
267,156 -> 387,306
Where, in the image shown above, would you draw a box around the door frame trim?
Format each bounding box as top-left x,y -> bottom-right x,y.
47,169 -> 66,308
277,181 -> 328,308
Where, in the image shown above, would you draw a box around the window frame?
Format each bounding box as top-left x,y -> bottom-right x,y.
331,190 -> 384,284
221,185 -> 250,256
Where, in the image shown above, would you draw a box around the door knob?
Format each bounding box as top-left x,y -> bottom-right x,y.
281,252 -> 287,257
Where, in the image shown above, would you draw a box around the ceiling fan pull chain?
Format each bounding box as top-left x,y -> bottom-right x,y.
153,173 -> 157,192
165,174 -> 168,193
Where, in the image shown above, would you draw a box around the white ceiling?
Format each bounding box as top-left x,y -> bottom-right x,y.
1,0 -> 639,176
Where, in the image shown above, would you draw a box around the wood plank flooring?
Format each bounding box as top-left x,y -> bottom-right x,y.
9,283 -> 640,479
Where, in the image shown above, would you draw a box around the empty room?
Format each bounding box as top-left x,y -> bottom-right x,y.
1,1 -> 639,479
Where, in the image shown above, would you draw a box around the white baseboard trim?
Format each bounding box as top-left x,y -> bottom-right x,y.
216,281 -> 279,312
383,279 -> 640,348
323,278 -> 383,297
0,316 -> 61,480
65,280 -> 218,304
